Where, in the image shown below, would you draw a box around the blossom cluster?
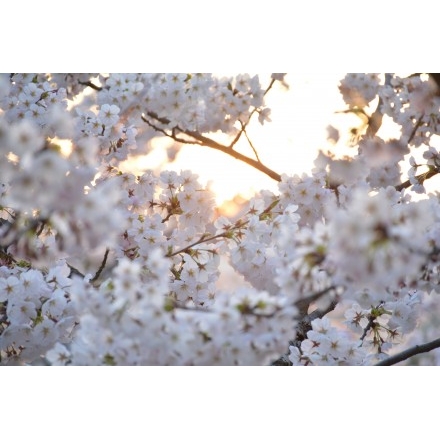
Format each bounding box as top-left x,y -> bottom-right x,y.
49,252 -> 296,366
379,74 -> 440,147
2,72 -> 440,366
339,73 -> 381,108
0,261 -> 76,364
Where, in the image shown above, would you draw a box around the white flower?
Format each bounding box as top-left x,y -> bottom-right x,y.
98,103 -> 120,126
45,342 -> 71,366
7,300 -> 38,325
258,107 -> 272,125
7,119 -> 44,156
0,276 -> 22,302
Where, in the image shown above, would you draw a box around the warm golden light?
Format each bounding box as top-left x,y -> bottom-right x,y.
124,73 -> 422,207
127,74 -> 352,205
64,75 -> 352,202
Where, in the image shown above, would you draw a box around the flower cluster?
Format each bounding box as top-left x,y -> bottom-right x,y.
47,252 -> 297,366
139,73 -> 267,133
289,316 -> 368,366
0,261 -> 76,365
379,74 -> 440,147
327,187 -> 434,292
339,73 -> 381,108
2,72 -> 440,366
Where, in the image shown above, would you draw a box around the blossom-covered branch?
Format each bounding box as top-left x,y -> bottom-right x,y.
375,337 -> 440,366
141,112 -> 282,181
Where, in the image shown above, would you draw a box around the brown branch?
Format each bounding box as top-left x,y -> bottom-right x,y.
271,288 -> 339,366
0,247 -> 17,265
375,337 -> 440,366
294,296 -> 339,341
167,232 -> 226,258
395,167 -> 439,192
175,129 -> 281,181
167,198 -> 279,258
142,115 -> 181,141
168,219 -> 248,258
395,113 -> 434,192
407,114 -> 424,145
294,285 -> 337,317
90,248 -> 110,283
78,80 -> 102,91
142,112 -> 281,182
395,180 -> 411,192
229,125 -> 246,149
365,73 -> 393,138
67,263 -> 85,279
263,78 -> 277,98
141,115 -> 202,146
141,76 -> 280,181
366,97 -> 384,138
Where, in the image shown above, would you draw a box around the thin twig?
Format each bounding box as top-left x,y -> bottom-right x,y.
167,232 -> 225,258
90,248 -> 110,283
375,337 -> 440,366
141,114 -> 180,140
141,77 -> 281,181
229,77 -> 277,149
183,129 -> 281,180
67,263 -> 85,279
167,219 -> 248,258
141,115 -> 202,146
167,198 -> 279,258
142,112 -> 281,182
177,129 -> 280,180
240,121 -> 261,163
229,126 -> 245,149
407,114 -> 424,145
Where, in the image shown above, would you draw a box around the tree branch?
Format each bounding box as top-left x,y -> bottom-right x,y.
142,112 -> 282,182
67,263 -> 85,279
167,199 -> 280,258
365,99 -> 384,138
365,73 -> 393,138
78,80 -> 102,91
375,337 -> 440,366
229,77 -> 277,149
407,114 -> 424,145
294,285 -> 337,317
167,232 -> 226,258
240,121 -> 261,163
187,130 -> 282,180
271,287 -> 339,366
90,248 -> 110,284
395,167 -> 439,192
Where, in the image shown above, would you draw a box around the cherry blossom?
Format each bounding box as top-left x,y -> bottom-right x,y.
2,72 -> 440,366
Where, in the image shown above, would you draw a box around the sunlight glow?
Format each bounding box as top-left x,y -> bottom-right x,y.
124,73 -> 418,207
127,73 -> 351,205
